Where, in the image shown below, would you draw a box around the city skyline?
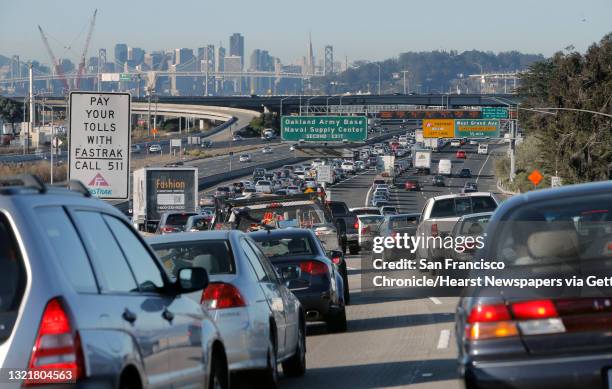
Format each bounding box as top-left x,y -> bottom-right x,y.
1,0 -> 611,66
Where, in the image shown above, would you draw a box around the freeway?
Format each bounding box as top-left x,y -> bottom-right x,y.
231,141 -> 506,389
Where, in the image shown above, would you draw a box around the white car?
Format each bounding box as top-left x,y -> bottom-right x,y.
255,180 -> 273,193
478,144 -> 489,154
469,139 -> 478,145
355,161 -> 366,171
312,159 -> 325,168
450,140 -> 461,148
148,144 -> 162,153
286,186 -> 301,195
262,146 -> 273,154
341,161 -> 355,174
239,154 -> 251,163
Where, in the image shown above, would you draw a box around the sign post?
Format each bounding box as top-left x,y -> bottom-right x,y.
281,116 -> 367,142
69,92 -> 131,199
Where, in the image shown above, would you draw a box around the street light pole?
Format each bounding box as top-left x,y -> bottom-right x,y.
401,70 -> 410,94
374,63 -> 382,95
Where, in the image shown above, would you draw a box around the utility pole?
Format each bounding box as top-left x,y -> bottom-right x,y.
401,70 -> 410,94
509,116 -> 516,182
28,63 -> 33,154
147,88 -> 152,137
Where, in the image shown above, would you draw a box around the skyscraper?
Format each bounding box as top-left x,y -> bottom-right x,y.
114,43 -> 128,66
215,46 -> 226,72
224,55 -> 243,94
128,47 -> 145,65
306,33 -> 315,75
229,33 -> 245,70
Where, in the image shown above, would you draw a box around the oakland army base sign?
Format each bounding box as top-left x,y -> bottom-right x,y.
69,92 -> 131,199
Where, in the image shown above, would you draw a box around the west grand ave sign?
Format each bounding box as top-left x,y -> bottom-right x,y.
281,116 -> 367,142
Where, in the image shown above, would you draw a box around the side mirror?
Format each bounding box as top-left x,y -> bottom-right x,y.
176,267 -> 209,293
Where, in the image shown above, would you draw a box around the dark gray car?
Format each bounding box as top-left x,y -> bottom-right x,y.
0,175 -> 229,389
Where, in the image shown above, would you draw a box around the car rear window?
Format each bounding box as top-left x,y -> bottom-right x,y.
360,216 -> 384,224
390,215 -> 420,229
254,236 -> 315,258
0,213 -> 26,342
354,209 -> 382,216
430,196 -> 497,218
458,215 -> 491,235
151,240 -> 235,277
166,213 -> 197,226
328,203 -> 348,215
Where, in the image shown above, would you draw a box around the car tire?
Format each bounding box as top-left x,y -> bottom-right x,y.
255,337 -> 279,389
209,352 -> 229,389
281,322 -> 306,377
327,307 -> 347,333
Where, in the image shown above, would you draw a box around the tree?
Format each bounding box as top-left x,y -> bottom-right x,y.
0,96 -> 23,125
517,33 -> 612,183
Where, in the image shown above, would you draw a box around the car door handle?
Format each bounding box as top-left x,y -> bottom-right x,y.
162,309 -> 174,322
122,309 -> 137,324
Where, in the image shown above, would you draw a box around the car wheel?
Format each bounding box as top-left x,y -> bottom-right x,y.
209,352 -> 229,389
281,321 -> 306,377
326,307 -> 347,333
255,337 -> 278,389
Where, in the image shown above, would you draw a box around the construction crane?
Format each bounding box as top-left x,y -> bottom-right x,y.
38,25 -> 70,92
76,9 -> 97,89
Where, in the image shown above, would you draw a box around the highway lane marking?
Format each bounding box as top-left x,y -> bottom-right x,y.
347,266 -> 357,270
429,297 -> 442,305
437,329 -> 451,349
475,150 -> 493,184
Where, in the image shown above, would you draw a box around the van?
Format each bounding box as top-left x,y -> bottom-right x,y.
438,159 -> 452,175
478,144 -> 488,155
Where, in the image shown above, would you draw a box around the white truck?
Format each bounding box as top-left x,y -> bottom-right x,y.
261,128 -> 276,140
414,150 -> 432,175
438,159 -> 452,175
132,166 -> 199,232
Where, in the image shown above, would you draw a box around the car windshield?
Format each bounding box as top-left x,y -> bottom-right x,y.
254,236 -> 315,258
151,240 -> 234,277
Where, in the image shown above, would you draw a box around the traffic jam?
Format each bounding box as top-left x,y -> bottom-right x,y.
2,117 -> 612,389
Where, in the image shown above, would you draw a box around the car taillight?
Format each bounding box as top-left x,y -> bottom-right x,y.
201,283 -> 246,309
353,219 -> 359,230
27,298 -> 84,384
430,223 -> 439,237
511,299 -> 558,320
300,261 -> 328,276
466,300 -> 566,340
160,226 -> 178,233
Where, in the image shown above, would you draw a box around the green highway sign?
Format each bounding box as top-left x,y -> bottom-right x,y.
281,116 -> 367,142
455,119 -> 500,138
482,107 -> 508,119
119,73 -> 133,81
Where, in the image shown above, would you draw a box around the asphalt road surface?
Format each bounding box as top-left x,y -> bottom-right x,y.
232,141 -> 507,389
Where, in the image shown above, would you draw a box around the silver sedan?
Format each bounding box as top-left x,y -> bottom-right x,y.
147,230 -> 306,387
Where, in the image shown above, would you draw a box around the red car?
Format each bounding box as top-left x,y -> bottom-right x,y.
456,150 -> 467,159
404,180 -> 421,191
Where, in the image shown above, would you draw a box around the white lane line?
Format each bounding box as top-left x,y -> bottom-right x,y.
429,297 -> 442,305
476,151 -> 493,184
437,329 -> 451,349
347,266 -> 357,270
365,185 -> 374,207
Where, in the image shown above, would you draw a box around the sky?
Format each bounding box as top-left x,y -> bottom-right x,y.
1,0 -> 611,66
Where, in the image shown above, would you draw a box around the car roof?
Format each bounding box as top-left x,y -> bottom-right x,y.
249,228 -> 314,240
430,191 -> 493,201
146,230 -> 234,245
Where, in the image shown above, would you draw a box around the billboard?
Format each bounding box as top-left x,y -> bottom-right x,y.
423,119 -> 455,138
69,92 -> 131,199
281,116 -> 367,142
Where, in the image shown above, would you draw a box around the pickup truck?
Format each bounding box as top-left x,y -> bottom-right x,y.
415,192 -> 499,265
326,200 -> 360,255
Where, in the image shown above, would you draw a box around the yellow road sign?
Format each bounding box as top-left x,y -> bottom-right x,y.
423,119 -> 455,138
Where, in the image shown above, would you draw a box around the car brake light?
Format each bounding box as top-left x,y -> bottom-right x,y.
430,223 -> 439,237
511,300 -> 558,320
353,219 -> 359,230
468,303 -> 511,323
201,283 -> 246,309
160,226 -> 177,233
300,261 -> 328,276
27,298 -> 84,384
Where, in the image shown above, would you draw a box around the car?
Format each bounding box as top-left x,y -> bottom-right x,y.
459,168 -> 472,178
232,135 -> 243,141
215,186 -> 232,198
131,144 -> 142,153
404,179 -> 421,191
255,180 -> 274,194
455,182 -> 612,389
262,146 -> 273,154
239,154 -> 251,163
456,150 -> 467,159
377,213 -> 420,260
311,159 -> 325,168
415,192 -> 499,264
286,185 -> 301,195
326,201 -> 360,255
184,214 -> 212,231
357,214 -> 385,250
438,159 -> 452,176
432,175 -> 446,187
371,195 -> 389,207
450,139 -> 461,147
380,206 -> 399,216
0,175 -> 229,389
201,140 -> 213,148
462,182 -> 479,193
469,139 -> 478,145
289,145 -> 296,151
341,161 -> 355,174
149,143 -> 162,153
148,231 -> 306,386
156,211 -> 200,234
250,229 -> 347,333
478,143 -> 489,154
